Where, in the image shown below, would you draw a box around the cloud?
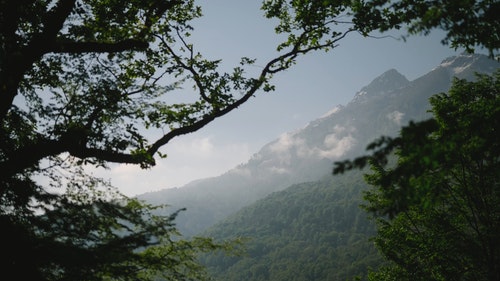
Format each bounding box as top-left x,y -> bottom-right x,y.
267,132 -> 305,165
266,125 -> 356,161
269,166 -> 289,174
387,110 -> 405,125
228,166 -> 252,177
318,133 -> 356,159
269,133 -> 297,153
93,135 -> 252,197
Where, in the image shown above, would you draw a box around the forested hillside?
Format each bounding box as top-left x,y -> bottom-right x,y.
185,54 -> 499,281
200,171 -> 382,281
139,53 -> 500,238
3,1 -> 497,279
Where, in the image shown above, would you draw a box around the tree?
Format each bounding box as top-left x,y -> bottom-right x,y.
0,0 -> 361,280
0,0 -> 358,176
335,71 -> 500,280
267,1 -> 500,279
263,0 -> 499,56
352,0 -> 500,56
3,180 -> 239,281
4,0 -> 495,279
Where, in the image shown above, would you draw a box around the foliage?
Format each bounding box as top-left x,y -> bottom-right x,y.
200,174 -> 382,281
335,71 -> 500,280
0,0 -> 360,279
264,0 -> 499,56
2,170 -> 240,280
352,0 -> 500,56
0,0 -> 359,175
2,0 -> 496,279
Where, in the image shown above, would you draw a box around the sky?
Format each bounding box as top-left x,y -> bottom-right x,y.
96,0 -> 466,197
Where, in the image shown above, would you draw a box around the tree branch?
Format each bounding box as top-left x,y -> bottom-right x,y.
0,0 -> 77,121
157,30 -> 213,103
142,0 -> 183,34
0,132 -> 141,178
49,39 -> 149,54
145,27 -> 356,159
147,78 -> 260,155
42,0 -> 77,38
0,138 -> 68,178
1,23 -> 357,176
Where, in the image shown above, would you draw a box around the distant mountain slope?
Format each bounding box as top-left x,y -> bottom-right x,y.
195,54 -> 499,281
200,172 -> 381,281
138,53 -> 500,236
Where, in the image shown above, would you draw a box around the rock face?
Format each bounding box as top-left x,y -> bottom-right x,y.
138,53 -> 500,236
351,68 -> 409,103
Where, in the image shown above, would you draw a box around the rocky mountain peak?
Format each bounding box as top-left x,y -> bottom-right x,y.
352,68 -> 409,102
435,53 -> 499,79
138,53 -> 498,237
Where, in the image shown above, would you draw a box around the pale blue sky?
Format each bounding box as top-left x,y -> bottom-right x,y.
106,0 -> 468,196
186,0 -> 468,145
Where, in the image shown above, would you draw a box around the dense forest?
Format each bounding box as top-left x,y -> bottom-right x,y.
1,0 -> 498,280
200,171 -> 382,281
190,58 -> 500,281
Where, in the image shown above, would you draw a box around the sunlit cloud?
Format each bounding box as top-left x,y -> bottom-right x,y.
318,133 -> 356,159
386,110 -> 405,125
264,125 -> 356,162
269,133 -> 296,153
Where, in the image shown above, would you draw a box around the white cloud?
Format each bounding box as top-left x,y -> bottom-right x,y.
386,110 -> 405,125
318,133 -> 356,159
269,166 -> 289,174
266,125 -> 356,161
307,125 -> 355,159
228,166 -> 252,177
269,133 -> 295,153
267,132 -> 307,165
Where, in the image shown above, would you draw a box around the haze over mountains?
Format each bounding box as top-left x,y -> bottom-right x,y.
138,53 -> 500,238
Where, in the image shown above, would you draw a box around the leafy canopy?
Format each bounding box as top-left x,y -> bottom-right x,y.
264,0 -> 499,56
3,0 -> 497,279
352,0 -> 500,56
336,71 -> 500,280
0,0 -> 366,280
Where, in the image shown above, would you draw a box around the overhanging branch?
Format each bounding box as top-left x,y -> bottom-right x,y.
49,39 -> 149,54
147,77 -> 262,155
146,27 -> 356,159
1,24 -> 357,176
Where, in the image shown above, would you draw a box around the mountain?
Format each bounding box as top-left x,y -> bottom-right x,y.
351,68 -> 409,103
201,171 -> 382,281
200,173 -> 381,281
138,53 -> 500,237
195,54 -> 499,280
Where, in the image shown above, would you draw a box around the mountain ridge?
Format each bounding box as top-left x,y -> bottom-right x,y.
198,53 -> 499,280
138,53 -> 499,236
351,68 -> 409,103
